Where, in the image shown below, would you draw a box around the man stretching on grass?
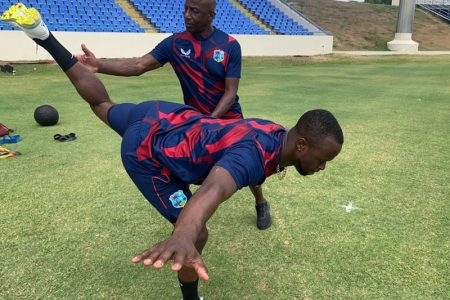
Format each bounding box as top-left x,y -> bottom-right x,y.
1,4 -> 344,300
77,0 -> 274,230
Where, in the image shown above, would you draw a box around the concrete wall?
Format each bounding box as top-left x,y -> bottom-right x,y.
0,31 -> 333,61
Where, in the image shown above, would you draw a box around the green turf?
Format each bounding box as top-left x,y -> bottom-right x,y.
1,56 -> 449,299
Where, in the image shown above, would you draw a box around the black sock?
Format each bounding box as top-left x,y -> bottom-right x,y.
33,32 -> 77,72
179,278 -> 200,300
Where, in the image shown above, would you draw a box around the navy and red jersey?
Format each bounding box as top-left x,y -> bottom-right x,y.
135,101 -> 286,189
150,28 -> 243,119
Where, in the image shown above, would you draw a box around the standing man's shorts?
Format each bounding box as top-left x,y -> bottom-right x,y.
107,102 -> 192,224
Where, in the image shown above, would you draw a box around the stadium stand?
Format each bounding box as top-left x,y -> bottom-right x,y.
0,0 -> 314,35
0,0 -> 144,32
213,0 -> 269,34
130,0 -> 268,34
238,0 -> 312,35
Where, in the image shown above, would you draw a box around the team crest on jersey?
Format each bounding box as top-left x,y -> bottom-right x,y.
169,190 -> 187,208
180,48 -> 191,58
213,49 -> 225,63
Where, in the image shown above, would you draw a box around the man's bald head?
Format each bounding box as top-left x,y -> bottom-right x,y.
184,0 -> 216,36
186,0 -> 216,14
201,0 -> 216,13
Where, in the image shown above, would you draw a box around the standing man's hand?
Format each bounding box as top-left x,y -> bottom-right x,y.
75,44 -> 99,73
131,234 -> 209,281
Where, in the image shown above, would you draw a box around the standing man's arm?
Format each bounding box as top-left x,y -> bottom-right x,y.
210,40 -> 242,118
210,77 -> 239,118
131,166 -> 237,281
76,44 -> 163,76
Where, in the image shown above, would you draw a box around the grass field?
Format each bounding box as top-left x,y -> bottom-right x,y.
1,56 -> 449,299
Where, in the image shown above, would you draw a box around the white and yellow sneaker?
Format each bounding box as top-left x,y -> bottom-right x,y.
0,2 -> 49,40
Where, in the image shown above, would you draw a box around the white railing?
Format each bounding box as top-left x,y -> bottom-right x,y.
416,0 -> 450,5
416,0 -> 450,22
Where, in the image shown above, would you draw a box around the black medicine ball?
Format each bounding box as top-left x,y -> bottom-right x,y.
34,105 -> 59,126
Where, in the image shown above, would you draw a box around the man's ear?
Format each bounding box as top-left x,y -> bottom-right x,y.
296,137 -> 308,153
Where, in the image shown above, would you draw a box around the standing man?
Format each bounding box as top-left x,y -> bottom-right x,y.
77,0 -> 273,230
2,4 -> 344,300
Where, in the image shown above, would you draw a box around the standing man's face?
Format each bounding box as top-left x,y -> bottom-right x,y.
184,0 -> 215,34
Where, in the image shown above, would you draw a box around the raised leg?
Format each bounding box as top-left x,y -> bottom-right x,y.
1,3 -> 114,125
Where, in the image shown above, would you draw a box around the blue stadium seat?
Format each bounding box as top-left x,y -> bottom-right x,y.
0,0 -> 144,33
129,0 -> 268,34
238,0 -> 311,35
0,0 -> 312,35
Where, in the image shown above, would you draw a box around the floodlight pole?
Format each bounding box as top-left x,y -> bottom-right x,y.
387,0 -> 419,52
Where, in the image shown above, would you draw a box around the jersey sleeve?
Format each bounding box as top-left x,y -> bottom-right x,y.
215,143 -> 265,189
226,41 -> 242,78
149,35 -> 173,65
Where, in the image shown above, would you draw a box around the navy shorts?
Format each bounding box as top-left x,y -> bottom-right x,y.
107,102 -> 192,223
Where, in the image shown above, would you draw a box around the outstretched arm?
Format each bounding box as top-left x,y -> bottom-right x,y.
132,166 -> 237,281
76,44 -> 163,76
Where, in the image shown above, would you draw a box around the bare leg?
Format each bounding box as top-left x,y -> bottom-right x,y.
65,63 -> 114,125
0,3 -> 113,125
250,185 -> 266,205
178,226 -> 208,282
177,226 -> 208,300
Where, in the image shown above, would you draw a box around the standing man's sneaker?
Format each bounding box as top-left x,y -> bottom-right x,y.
1,2 -> 49,40
255,202 -> 271,230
